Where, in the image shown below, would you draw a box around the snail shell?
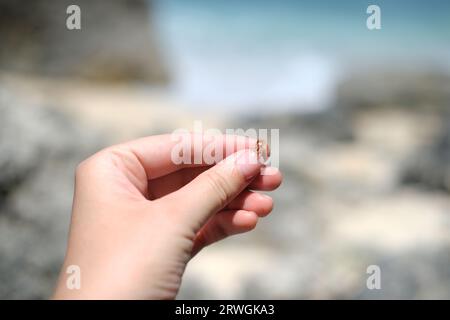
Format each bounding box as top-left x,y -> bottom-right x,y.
256,139 -> 269,164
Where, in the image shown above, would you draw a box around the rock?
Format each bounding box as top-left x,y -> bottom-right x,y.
0,88 -> 103,298
402,117 -> 450,192
0,0 -> 168,83
354,247 -> 450,299
237,108 -> 354,143
337,71 -> 450,112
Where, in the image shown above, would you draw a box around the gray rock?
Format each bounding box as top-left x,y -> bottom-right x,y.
353,247 -> 450,299
0,88 -> 103,298
402,117 -> 450,192
0,0 -> 168,83
337,71 -> 450,112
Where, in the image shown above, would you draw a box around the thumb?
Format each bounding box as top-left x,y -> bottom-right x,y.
168,149 -> 262,232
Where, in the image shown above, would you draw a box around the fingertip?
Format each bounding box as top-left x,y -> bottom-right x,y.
227,191 -> 273,217
257,193 -> 274,217
263,167 -> 283,187
232,210 -> 258,230
249,168 -> 283,191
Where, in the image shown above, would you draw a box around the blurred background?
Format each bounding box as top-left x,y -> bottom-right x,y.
0,0 -> 449,299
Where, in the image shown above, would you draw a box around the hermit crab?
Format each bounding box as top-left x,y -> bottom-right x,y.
256,139 -> 270,164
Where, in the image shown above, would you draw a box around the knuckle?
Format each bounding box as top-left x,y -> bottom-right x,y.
74,147 -> 117,180
74,158 -> 93,180
203,170 -> 232,208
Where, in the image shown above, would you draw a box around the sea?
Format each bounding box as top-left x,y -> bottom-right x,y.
152,0 -> 450,114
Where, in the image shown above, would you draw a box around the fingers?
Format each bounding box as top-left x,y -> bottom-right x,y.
147,166 -> 212,199
226,191 -> 273,217
147,165 -> 281,199
164,149 -> 263,232
124,133 -> 257,179
191,210 -> 258,256
249,167 -> 283,191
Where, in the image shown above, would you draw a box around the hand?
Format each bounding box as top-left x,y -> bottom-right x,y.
53,134 -> 282,299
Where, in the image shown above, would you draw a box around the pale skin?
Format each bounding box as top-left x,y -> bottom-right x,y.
53,134 -> 283,299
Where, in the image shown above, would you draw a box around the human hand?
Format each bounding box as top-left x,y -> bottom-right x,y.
53,134 -> 282,299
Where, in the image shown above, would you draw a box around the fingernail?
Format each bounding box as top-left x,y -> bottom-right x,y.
235,149 -> 261,180
260,166 -> 279,176
259,193 -> 272,201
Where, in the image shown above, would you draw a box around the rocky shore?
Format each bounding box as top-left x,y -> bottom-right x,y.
1,69 -> 449,299
0,0 -> 168,83
0,0 -> 448,300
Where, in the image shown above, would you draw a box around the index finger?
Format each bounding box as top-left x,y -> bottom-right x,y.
123,133 -> 258,179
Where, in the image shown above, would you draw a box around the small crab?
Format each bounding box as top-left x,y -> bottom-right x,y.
256,139 -> 269,164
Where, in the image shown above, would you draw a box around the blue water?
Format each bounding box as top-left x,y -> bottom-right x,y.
152,0 -> 450,113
